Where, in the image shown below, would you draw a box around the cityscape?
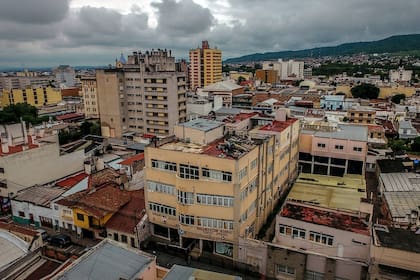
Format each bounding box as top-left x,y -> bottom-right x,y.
1,1 -> 420,280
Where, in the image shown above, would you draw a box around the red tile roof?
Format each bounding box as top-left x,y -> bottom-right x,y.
259,118 -> 298,132
119,153 -> 144,166
56,113 -> 84,121
280,203 -> 370,236
0,221 -> 38,237
56,172 -> 88,189
105,189 -> 146,234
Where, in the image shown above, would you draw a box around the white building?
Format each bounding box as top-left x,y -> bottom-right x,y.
389,67 -> 412,83
53,65 -> 76,88
263,59 -> 304,80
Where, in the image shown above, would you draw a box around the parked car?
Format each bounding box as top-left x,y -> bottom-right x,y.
49,234 -> 72,248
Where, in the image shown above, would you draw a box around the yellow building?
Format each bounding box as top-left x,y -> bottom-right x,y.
144,115 -> 299,261
336,84 -> 416,99
229,71 -> 253,82
1,87 -> 62,108
189,40 -> 222,90
80,75 -> 99,119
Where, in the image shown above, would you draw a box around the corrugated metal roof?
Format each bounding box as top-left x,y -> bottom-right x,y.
14,186 -> 66,207
384,192 -> 420,220
380,173 -> 420,192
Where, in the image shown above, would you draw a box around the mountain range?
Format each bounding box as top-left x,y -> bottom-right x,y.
224,34 -> 420,64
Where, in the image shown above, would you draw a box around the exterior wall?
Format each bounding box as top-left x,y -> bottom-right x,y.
11,200 -> 55,229
347,110 -> 376,124
73,208 -> 113,230
255,70 -> 278,84
189,46 -> 222,89
229,72 -> 253,81
189,49 -> 201,90
174,125 -> 224,145
275,215 -> 371,262
370,244 -> 420,273
81,76 -> 99,119
1,87 -> 62,108
0,141 -> 84,197
137,260 -> 157,280
337,85 -> 416,99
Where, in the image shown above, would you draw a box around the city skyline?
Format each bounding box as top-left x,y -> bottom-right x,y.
1,0 -> 420,67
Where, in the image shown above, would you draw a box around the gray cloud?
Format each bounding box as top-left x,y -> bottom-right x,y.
0,0 -> 69,24
152,0 -> 214,35
1,0 -> 420,67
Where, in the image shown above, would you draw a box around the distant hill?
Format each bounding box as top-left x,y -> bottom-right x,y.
224,34 -> 420,63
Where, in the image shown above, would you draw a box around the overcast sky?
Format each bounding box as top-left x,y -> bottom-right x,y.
1,0 -> 420,68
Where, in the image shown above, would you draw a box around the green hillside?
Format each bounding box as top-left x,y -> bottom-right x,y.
224,34 -> 420,63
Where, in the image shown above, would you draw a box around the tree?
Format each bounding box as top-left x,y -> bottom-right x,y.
350,83 -> 380,99
0,103 -> 40,124
411,137 -> 420,152
391,94 -> 406,104
388,139 -> 408,153
237,76 -> 246,85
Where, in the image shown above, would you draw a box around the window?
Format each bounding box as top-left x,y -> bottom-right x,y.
121,235 -> 128,243
317,143 -> 326,148
335,145 -> 344,150
305,270 -> 325,280
147,181 -> 175,195
251,158 -> 258,169
196,194 -> 233,207
18,211 -> 25,217
179,214 -> 195,225
77,213 -> 85,221
0,167 -> 4,173
353,147 -> 362,152
148,202 -> 176,216
54,205 -> 59,211
202,168 -> 232,182
309,231 -> 333,246
177,191 -> 194,204
114,233 -> 119,241
215,242 -> 233,257
276,264 -> 295,276
197,217 -> 233,230
179,164 -> 199,179
151,159 -> 177,172
239,167 -> 248,181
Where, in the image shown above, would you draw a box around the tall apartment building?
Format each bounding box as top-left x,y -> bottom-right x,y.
80,75 -> 100,119
389,67 -> 412,82
144,112 -> 299,261
189,40 -> 222,90
96,49 -> 187,138
53,65 -> 76,88
0,75 -> 53,91
262,59 -> 304,80
1,87 -> 62,108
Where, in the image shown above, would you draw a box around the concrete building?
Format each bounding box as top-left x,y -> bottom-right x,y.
1,87 -> 62,108
0,75 -> 53,91
144,113 -> 299,261
398,119 -> 418,139
197,80 -> 244,108
0,130 -> 84,197
389,67 -> 413,82
53,65 -> 76,88
189,40 -> 222,90
229,71 -> 253,82
255,69 -> 278,84
80,75 -> 99,119
320,95 -> 345,110
299,123 -> 368,176
263,59 -> 304,80
96,49 -> 187,138
347,106 -> 376,124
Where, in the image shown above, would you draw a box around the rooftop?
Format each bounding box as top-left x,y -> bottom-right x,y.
55,113 -> 84,122
163,264 -> 242,280
119,153 -> 144,166
303,124 -> 368,142
105,190 -> 145,234
13,186 -> 66,207
0,136 -> 39,156
374,226 -> 420,253
377,159 -> 408,173
177,118 -> 224,132
56,172 -> 88,189
202,80 -> 243,92
0,232 -> 27,271
281,203 -> 370,236
56,240 -> 154,280
380,172 -> 420,192
287,174 -> 367,212
258,118 -> 298,133
383,192 -> 420,220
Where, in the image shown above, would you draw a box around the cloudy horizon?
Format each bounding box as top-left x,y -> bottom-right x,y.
1,0 -> 420,68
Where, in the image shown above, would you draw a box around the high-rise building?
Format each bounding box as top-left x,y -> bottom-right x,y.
80,75 -> 100,119
96,49 -> 187,138
144,111 -> 300,260
53,65 -> 76,88
189,40 -> 222,90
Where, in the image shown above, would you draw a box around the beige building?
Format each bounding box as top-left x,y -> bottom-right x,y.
144,113 -> 299,261
1,87 -> 62,108
347,106 -> 376,124
96,49 -> 187,138
80,75 -> 99,119
189,40 -> 222,90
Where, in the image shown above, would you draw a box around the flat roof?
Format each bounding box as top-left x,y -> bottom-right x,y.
0,233 -> 27,271
384,191 -> 420,220
57,240 -> 154,280
380,173 -> 420,192
287,174 -> 366,212
311,124 -> 368,142
377,159 -> 407,173
281,203 -> 370,235
375,227 -> 420,253
177,118 -> 224,132
163,264 -> 242,280
258,118 -> 298,133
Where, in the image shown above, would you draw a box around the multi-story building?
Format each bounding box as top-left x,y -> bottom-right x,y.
96,49 -> 187,138
53,65 -> 76,88
389,67 -> 413,83
189,40 -> 222,90
144,112 -> 299,261
1,86 -> 62,108
262,59 -> 304,80
299,122 -> 368,176
347,106 -> 376,124
0,75 -> 53,91
255,69 -> 278,84
80,75 -> 99,119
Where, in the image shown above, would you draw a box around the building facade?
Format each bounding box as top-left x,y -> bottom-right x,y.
1,87 -> 62,108
80,75 -> 100,119
189,40 -> 222,90
96,49 -> 187,138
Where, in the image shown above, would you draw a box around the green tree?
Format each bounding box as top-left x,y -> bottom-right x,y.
411,137 -> 420,152
0,103 -> 41,124
351,83 -> 380,99
237,76 -> 246,85
388,139 -> 408,153
391,94 -> 406,104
